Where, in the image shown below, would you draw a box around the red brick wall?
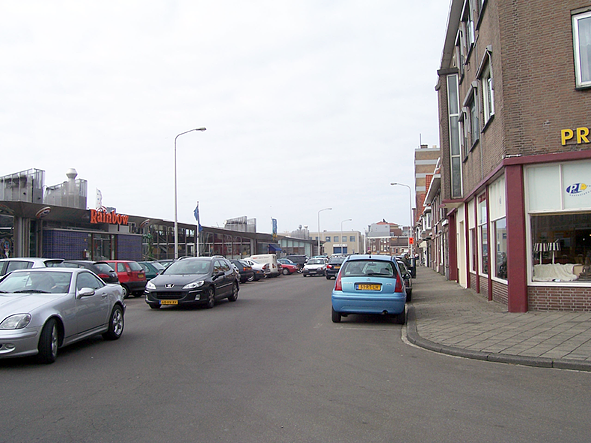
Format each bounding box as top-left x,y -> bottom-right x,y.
492,280 -> 508,306
528,286 -> 591,311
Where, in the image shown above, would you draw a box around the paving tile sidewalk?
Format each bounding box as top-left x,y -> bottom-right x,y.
405,266 -> 591,372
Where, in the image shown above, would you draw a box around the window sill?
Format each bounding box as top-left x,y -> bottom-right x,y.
481,114 -> 495,132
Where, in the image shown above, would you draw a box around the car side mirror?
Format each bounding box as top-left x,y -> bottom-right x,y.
78,287 -> 95,297
213,271 -> 224,279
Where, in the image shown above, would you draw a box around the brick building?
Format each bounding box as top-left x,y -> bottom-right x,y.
436,1 -> 591,311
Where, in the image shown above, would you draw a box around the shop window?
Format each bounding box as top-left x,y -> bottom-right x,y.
573,10 -> 591,89
531,213 -> 591,281
478,195 -> 488,275
494,218 -> 507,280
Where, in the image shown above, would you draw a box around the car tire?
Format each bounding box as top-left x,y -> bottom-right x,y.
228,282 -> 239,302
205,287 -> 215,309
395,310 -> 406,325
282,268 -> 289,275
331,307 -> 341,323
102,305 -> 124,340
406,290 -> 412,302
121,285 -> 130,298
37,319 -> 59,364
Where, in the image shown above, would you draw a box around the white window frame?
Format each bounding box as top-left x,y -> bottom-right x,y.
573,10 -> 591,88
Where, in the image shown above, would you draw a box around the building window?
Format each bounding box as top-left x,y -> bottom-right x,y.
480,60 -> 495,124
462,0 -> 475,50
463,85 -> 480,149
494,218 -> 507,280
334,236 -> 339,242
531,213 -> 591,281
325,236 -> 331,242
447,74 -> 463,198
478,194 -> 488,276
349,236 -> 355,242
573,10 -> 591,88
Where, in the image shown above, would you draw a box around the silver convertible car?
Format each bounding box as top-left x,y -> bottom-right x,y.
0,268 -> 125,364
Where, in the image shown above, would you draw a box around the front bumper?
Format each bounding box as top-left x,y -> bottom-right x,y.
0,326 -> 42,359
145,289 -> 207,307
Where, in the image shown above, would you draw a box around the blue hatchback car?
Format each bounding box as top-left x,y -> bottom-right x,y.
331,255 -> 406,324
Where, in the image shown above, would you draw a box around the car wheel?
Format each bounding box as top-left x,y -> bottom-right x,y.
331,307 -> 341,323
228,282 -> 239,302
247,275 -> 254,282
406,290 -> 412,303
102,305 -> 124,340
37,319 -> 59,364
395,310 -> 406,325
121,285 -> 130,298
282,268 -> 289,275
205,287 -> 215,309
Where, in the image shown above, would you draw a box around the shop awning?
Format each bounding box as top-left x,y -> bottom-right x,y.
268,244 -> 282,252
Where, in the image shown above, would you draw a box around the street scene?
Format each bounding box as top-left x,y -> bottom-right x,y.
2,273 -> 591,443
2,0 -> 591,441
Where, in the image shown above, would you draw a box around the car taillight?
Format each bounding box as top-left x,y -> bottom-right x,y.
334,272 -> 342,291
394,274 -> 404,293
327,264 -> 333,269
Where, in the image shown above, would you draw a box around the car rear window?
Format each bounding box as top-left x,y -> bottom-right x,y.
340,260 -> 398,278
95,263 -> 115,274
128,262 -> 143,272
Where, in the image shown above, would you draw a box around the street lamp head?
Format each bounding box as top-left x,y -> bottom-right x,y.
195,127 -> 206,131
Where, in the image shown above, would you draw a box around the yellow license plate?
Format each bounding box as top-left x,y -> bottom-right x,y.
161,300 -> 178,305
356,283 -> 381,291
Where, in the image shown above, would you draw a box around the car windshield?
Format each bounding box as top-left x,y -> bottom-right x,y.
329,257 -> 346,264
308,259 -> 324,265
0,271 -> 72,294
164,259 -> 211,275
340,260 -> 397,278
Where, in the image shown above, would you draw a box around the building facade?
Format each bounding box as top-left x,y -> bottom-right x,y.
365,221 -> 409,256
437,0 -> 591,311
312,230 -> 363,256
0,168 -> 315,262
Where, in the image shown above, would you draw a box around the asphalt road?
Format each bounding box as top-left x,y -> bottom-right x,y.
2,274 -> 591,443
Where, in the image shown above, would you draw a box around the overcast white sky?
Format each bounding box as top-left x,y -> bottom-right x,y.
1,1 -> 449,236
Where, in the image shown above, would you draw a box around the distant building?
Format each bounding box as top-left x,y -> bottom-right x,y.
365,221 -> 408,256
312,230 -> 363,256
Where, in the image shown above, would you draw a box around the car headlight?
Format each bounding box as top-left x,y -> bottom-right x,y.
183,280 -> 204,290
146,281 -> 156,290
0,314 -> 32,330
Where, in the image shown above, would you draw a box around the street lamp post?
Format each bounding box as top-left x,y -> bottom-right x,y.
174,127 -> 206,259
317,207 -> 332,255
390,182 -> 413,257
340,218 -> 352,255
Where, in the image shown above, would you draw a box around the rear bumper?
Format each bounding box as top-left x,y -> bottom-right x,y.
332,291 -> 406,315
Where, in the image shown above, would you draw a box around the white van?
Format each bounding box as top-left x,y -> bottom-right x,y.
248,254 -> 280,277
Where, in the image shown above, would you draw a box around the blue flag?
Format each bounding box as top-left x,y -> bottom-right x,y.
194,203 -> 203,232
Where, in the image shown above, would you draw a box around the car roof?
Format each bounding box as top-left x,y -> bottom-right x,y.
0,257 -> 63,264
345,254 -> 394,262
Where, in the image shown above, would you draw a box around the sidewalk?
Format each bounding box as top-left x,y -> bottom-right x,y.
405,266 -> 591,372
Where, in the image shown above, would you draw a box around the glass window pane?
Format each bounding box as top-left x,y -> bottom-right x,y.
495,218 -> 507,279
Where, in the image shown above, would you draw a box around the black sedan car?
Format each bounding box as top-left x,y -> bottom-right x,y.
145,257 -> 239,309
230,259 -> 255,283
396,259 -> 413,302
57,260 -> 120,284
325,256 -> 346,280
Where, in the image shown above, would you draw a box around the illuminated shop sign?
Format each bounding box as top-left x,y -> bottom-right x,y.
561,127 -> 590,145
90,209 -> 129,225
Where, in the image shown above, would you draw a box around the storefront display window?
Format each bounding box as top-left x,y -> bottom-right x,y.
531,213 -> 591,281
478,194 -> 488,275
494,218 -> 507,279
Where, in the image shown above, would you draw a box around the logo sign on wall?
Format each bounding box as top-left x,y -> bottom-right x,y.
35,207 -> 52,218
89,208 -> 129,225
566,183 -> 591,196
